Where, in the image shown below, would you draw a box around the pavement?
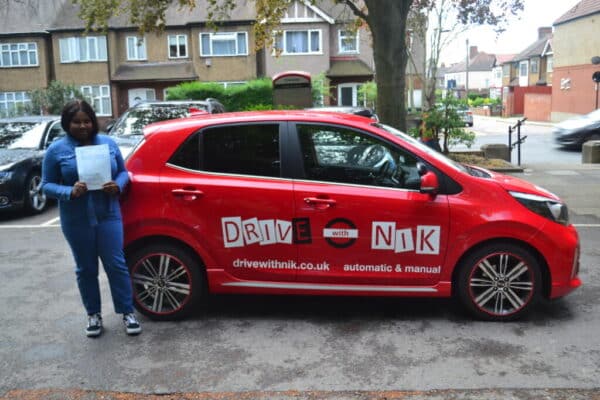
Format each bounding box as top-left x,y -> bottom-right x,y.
2,134 -> 600,400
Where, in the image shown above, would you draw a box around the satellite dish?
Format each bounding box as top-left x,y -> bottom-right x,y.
592,56 -> 600,65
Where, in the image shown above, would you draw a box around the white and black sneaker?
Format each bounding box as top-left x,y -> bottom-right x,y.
123,313 -> 141,335
86,313 -> 103,337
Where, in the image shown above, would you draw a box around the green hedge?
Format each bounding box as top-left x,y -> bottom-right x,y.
166,79 -> 274,111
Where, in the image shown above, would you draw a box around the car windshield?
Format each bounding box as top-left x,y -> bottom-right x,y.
374,122 -> 467,173
0,121 -> 44,149
111,105 -> 206,136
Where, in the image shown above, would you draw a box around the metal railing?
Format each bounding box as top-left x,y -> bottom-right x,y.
508,117 -> 527,166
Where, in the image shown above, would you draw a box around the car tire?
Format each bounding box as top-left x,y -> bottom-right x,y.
456,243 -> 542,321
23,171 -> 47,214
128,243 -> 205,321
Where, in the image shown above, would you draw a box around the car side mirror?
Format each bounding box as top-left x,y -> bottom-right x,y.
419,167 -> 439,196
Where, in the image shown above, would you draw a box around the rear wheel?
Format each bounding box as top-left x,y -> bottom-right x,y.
23,171 -> 47,214
456,243 -> 542,321
127,243 -> 205,320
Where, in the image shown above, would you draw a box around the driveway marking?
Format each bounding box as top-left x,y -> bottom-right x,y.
41,216 -> 60,226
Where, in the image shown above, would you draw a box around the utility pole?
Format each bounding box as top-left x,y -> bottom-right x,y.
465,38 -> 469,100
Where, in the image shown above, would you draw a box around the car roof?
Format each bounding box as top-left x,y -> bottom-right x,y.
0,115 -> 60,123
131,100 -> 218,109
143,110 -> 379,138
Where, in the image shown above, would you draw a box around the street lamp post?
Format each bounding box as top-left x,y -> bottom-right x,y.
465,39 -> 469,99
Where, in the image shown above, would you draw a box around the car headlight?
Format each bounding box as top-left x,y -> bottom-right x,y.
0,171 -> 13,184
510,191 -> 569,225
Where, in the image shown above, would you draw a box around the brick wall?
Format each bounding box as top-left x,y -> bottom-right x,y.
524,93 -> 552,122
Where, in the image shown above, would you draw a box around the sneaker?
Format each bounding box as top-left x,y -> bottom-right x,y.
86,313 -> 102,337
123,313 -> 142,335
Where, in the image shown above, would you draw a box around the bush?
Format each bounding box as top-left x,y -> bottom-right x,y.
167,79 -> 273,111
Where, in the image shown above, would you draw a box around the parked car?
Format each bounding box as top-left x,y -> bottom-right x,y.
0,116 -> 65,213
553,109 -> 600,149
457,105 -> 474,127
107,99 -> 225,157
121,111 -> 580,322
306,106 -> 379,121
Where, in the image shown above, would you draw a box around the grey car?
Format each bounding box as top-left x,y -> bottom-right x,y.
0,115 -> 66,213
107,99 -> 226,157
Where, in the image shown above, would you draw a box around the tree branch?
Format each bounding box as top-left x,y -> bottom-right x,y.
338,0 -> 368,23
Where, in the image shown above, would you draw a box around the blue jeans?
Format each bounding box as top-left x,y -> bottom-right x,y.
62,216 -> 134,315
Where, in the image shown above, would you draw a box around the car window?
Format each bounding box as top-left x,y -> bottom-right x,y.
45,122 -> 66,148
169,124 -> 281,178
297,124 -> 421,189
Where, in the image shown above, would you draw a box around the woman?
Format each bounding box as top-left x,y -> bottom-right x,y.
42,99 -> 141,337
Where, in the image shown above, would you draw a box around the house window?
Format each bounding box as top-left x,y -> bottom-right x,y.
0,42 -> 38,67
81,85 -> 111,116
547,55 -> 553,72
530,59 -> 538,73
0,91 -> 31,116
59,36 -> 107,63
168,35 -> 188,59
275,30 -> 321,54
200,32 -> 248,56
503,64 -> 510,77
519,61 -> 528,77
339,30 -> 358,54
126,36 -> 147,60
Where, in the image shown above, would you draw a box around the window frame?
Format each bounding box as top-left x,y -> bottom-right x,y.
200,31 -> 248,57
80,85 -> 111,116
275,29 -> 322,55
0,91 -> 32,116
59,36 -> 107,63
338,30 -> 359,54
126,36 -> 147,61
0,42 -> 38,68
168,34 -> 188,59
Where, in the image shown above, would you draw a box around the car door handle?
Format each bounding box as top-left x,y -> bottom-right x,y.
304,197 -> 336,207
171,188 -> 204,200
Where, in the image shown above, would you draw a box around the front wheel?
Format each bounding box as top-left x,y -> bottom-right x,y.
456,243 -> 542,321
23,171 -> 47,214
127,243 -> 205,320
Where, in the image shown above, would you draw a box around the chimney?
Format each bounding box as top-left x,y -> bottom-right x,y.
469,46 -> 478,60
538,26 -> 552,39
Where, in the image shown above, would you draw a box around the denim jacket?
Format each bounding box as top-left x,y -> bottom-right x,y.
41,134 -> 129,227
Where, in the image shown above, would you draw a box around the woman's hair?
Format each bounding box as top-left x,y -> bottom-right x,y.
61,99 -> 99,138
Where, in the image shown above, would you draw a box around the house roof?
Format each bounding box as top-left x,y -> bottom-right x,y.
111,62 -> 198,82
326,58 -> 373,78
512,33 -> 552,62
554,0 -> 600,26
446,52 -> 496,73
0,0 -> 67,35
495,54 -> 516,65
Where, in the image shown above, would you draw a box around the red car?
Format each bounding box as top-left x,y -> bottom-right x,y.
121,111 -> 581,321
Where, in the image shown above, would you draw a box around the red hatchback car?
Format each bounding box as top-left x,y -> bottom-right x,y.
121,111 -> 581,321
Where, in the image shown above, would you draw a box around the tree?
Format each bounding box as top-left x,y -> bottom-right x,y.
28,81 -> 85,115
73,0 -> 523,131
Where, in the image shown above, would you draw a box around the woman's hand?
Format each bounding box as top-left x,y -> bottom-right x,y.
71,182 -> 88,198
102,181 -> 120,196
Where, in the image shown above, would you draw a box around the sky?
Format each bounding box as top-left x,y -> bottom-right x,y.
441,0 -> 582,64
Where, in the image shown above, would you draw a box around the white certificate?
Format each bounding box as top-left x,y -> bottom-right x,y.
75,144 -> 111,191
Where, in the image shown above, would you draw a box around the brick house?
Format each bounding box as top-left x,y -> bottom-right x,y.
551,0 -> 600,121
0,0 -> 425,124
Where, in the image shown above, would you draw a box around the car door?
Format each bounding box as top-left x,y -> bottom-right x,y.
291,122 -> 450,287
161,122 -> 299,283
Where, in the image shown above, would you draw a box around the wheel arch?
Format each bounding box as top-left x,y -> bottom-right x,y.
450,237 -> 551,299
124,234 -> 208,288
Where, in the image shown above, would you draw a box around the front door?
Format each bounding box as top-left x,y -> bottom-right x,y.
160,122 -> 298,283
292,122 -> 450,287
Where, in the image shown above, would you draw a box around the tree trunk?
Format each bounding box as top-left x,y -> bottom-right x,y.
364,0 -> 413,132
